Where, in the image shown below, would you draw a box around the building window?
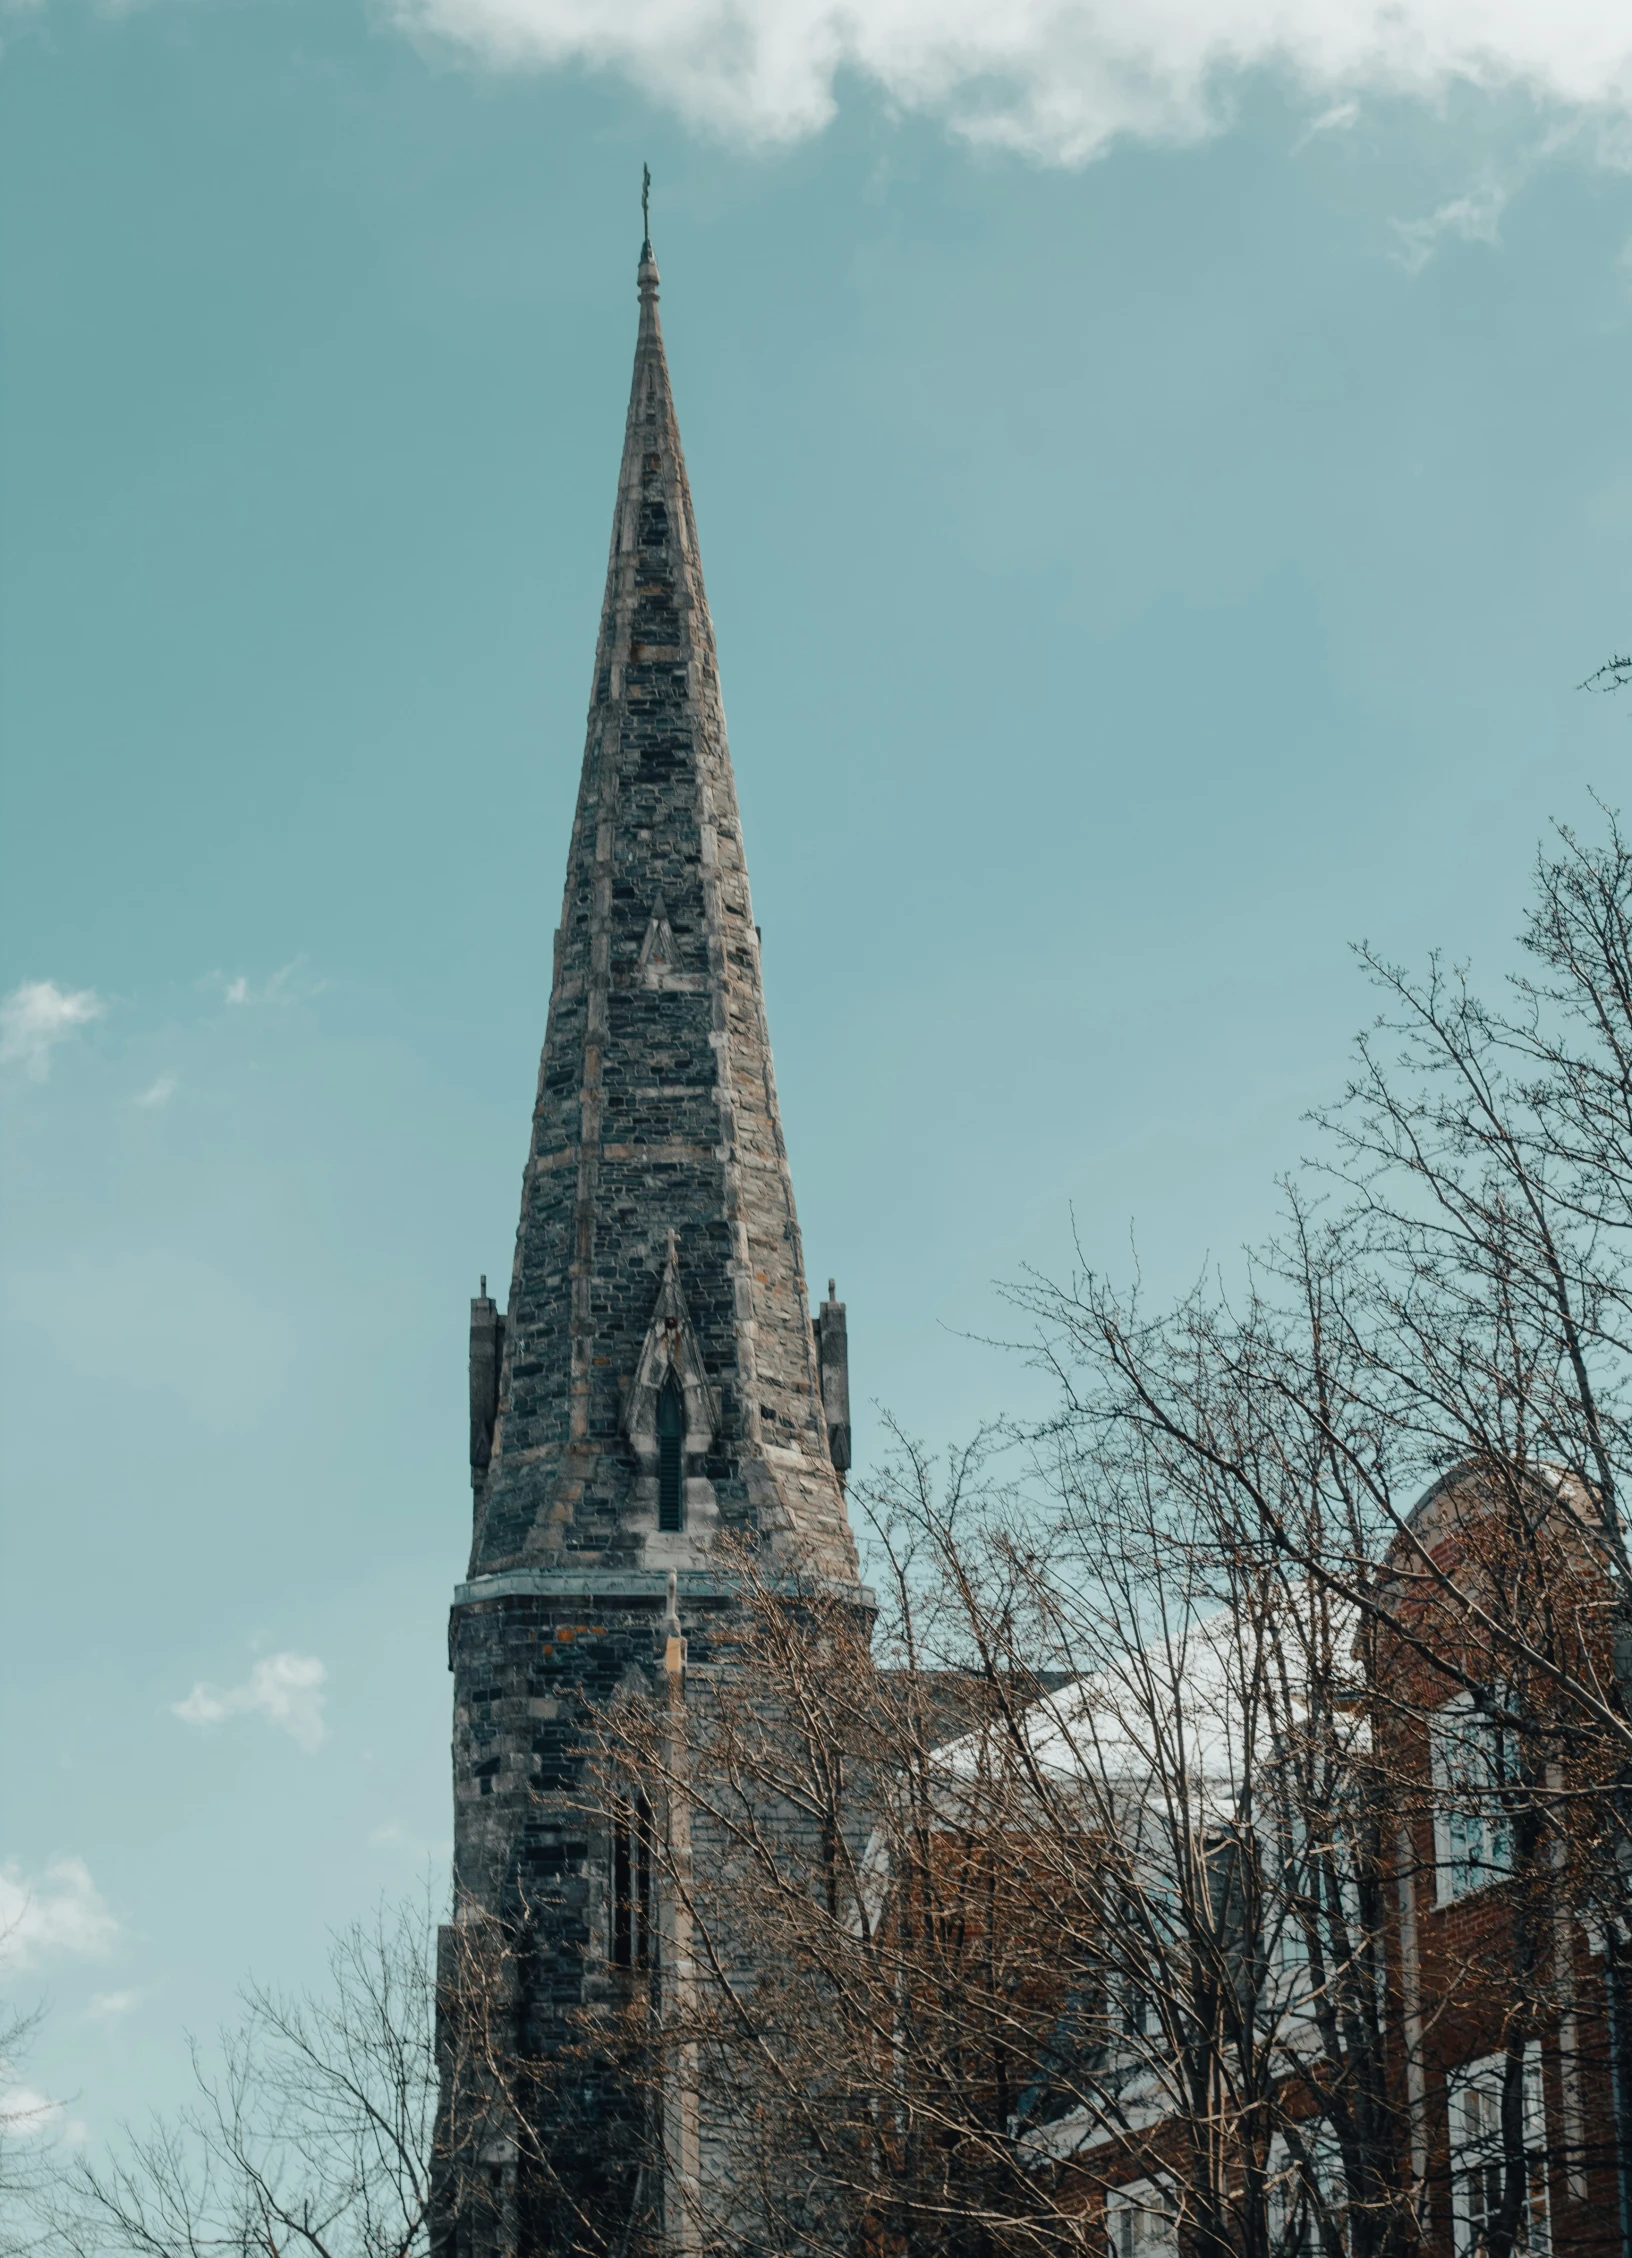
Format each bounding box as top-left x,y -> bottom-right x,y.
1430,1691 -> 1515,1903
612,1792 -> 652,1970
1106,2181 -> 1178,2258
1447,2044 -> 1550,2256
1122,1975 -> 1157,2040
657,1372 -> 685,1533
1267,2128 -> 1345,2255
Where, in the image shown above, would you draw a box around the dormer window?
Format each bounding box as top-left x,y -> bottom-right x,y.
657,1372 -> 685,1532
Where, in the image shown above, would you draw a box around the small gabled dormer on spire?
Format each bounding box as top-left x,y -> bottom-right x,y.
622,1232 -> 722,1560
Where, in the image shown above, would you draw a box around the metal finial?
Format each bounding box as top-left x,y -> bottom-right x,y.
641,164 -> 651,250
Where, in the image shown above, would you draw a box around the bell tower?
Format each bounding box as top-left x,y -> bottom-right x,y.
436,220 -> 866,2258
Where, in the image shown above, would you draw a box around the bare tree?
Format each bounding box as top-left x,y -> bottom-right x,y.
1581,656 -> 1631,699
999,811 -> 1632,2256
532,811 -> 1632,2258
53,813 -> 1632,2258
1,1994 -> 52,2258
526,1444 -> 1420,2258
51,1900 -> 440,2258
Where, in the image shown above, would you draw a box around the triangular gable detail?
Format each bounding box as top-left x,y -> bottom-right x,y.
636,897 -> 679,984
623,1231 -> 718,1460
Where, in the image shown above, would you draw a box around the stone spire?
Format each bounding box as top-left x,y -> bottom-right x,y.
468,233 -> 859,1589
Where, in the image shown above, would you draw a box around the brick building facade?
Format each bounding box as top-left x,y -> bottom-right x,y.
1017,1467 -> 1631,2257
1375,1470 -> 1626,2257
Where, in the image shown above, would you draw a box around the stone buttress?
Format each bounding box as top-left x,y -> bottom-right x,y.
436,234 -> 866,2258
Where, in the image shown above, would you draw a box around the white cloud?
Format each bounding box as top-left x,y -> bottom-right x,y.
173,1652 -> 329,1753
217,961 -> 312,1009
1392,175 -> 1510,271
1292,96 -> 1360,149
86,1988 -> 144,2020
0,1857 -> 119,1970
389,0 -> 1632,163
0,2084 -> 63,2141
0,980 -> 103,1082
133,1073 -> 177,1109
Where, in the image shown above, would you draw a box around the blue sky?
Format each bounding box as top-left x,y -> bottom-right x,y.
2,0 -> 1630,2153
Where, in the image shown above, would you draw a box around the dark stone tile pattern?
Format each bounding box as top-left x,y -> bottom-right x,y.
451,1592 -> 726,1933
446,1593 -> 700,2246
437,250 -> 867,2258
469,247 -> 857,1589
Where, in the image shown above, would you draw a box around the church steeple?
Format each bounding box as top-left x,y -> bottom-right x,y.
467,230 -> 859,1589
439,229 -> 867,2258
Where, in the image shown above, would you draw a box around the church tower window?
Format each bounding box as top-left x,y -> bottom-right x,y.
657,1372 -> 685,1532
611,1792 -> 653,1970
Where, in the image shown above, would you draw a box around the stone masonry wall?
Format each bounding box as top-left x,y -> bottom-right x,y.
470,243 -> 856,1589
438,242 -> 871,2258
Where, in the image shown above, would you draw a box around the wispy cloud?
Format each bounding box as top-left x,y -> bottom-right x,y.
133,1073 -> 178,1109
0,1857 -> 119,1969
0,2047 -> 88,2148
86,1988 -> 144,2020
216,961 -> 309,1011
1293,98 -> 1361,152
389,0 -> 1632,163
0,2083 -> 65,2143
1393,176 -> 1511,272
173,1652 -> 329,1753
0,980 -> 103,1082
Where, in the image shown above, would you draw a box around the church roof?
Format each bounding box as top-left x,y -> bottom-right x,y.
470,233 -> 859,1591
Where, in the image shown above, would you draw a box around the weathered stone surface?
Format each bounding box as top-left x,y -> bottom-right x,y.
439,237 -> 867,2258
469,238 -> 857,1591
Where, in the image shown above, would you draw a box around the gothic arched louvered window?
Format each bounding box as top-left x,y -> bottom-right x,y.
611,1791 -> 652,1971
657,1372 -> 685,1532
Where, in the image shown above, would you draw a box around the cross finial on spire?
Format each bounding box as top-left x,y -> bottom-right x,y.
637,165 -> 659,301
